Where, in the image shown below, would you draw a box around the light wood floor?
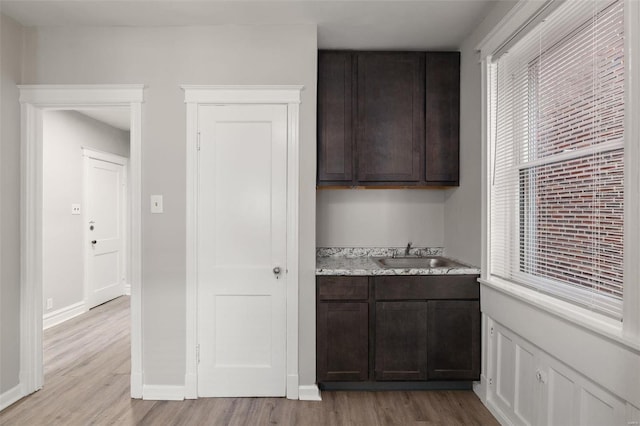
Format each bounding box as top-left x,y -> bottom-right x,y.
0,296 -> 499,425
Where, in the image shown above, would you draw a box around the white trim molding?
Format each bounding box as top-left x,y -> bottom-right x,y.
18,85 -> 144,106
298,385 -> 322,401
0,384 -> 24,412
182,85 -> 303,400
475,1 -> 549,58
623,0 -> 640,340
142,385 -> 185,401
43,301 -> 86,330
181,85 -> 302,104
18,84 -> 145,401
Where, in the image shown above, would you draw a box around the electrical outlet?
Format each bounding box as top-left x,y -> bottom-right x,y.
72,204 -> 81,215
46,298 -> 53,310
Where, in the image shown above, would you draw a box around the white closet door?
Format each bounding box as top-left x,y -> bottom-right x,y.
197,104 -> 288,397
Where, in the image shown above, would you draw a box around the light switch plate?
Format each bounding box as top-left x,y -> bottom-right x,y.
150,195 -> 163,214
72,204 -> 81,215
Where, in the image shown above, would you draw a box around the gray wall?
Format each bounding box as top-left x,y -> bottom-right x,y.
23,24 -> 318,386
317,189 -> 445,248
42,110 -> 129,315
0,13 -> 24,395
444,1 -> 517,266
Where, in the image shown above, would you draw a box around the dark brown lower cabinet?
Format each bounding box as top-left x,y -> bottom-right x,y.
427,300 -> 480,380
316,276 -> 369,381
316,275 -> 480,384
317,302 -> 369,381
375,301 -> 427,380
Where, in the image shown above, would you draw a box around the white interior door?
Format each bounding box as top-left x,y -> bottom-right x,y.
85,152 -> 126,309
197,104 -> 288,397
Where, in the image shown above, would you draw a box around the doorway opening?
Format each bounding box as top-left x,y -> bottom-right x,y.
18,85 -> 144,399
42,110 -> 130,329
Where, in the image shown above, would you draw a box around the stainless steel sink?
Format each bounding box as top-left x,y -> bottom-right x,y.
373,256 -> 461,269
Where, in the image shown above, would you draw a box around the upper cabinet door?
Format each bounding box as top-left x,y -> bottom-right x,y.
356,52 -> 425,183
425,52 -> 460,185
317,51 -> 354,185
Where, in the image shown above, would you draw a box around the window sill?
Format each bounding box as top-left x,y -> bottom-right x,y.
479,276 -> 640,353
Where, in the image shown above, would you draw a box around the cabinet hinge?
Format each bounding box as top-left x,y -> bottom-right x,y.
488,377 -> 493,386
197,132 -> 201,151
490,326 -> 494,337
196,344 -> 200,364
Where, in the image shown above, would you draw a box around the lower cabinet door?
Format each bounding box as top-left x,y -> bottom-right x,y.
375,301 -> 428,380
426,300 -> 480,380
317,302 -> 369,381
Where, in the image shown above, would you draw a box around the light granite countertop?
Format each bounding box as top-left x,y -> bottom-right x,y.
316,247 -> 480,276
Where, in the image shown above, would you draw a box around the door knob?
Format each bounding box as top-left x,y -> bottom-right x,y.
91,240 -> 97,245
273,266 -> 281,275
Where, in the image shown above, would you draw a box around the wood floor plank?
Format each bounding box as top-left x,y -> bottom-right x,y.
0,296 -> 499,425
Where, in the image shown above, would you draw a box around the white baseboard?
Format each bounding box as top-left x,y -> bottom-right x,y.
124,283 -> 131,296
142,385 -> 185,401
0,383 -> 24,412
43,301 -> 86,330
286,374 -> 299,400
130,372 -> 143,399
473,375 -> 488,402
484,397 -> 514,426
298,385 -> 322,401
184,373 -> 197,399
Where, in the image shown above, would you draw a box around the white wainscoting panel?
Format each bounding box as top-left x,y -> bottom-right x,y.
513,344 -> 535,425
483,319 -> 627,426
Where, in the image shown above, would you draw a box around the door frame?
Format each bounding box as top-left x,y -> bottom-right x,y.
182,85 -> 303,399
18,84 -> 144,398
82,148 -> 129,309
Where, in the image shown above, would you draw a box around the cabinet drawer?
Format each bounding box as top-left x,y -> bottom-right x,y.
318,277 -> 369,300
374,275 -> 479,300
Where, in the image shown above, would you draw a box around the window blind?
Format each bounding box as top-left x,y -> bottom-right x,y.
490,0 -> 625,319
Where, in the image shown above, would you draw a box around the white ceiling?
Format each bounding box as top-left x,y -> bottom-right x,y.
76,108 -> 131,131
0,0 -> 497,50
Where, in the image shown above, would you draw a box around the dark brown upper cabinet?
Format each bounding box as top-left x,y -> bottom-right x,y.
316,50 -> 460,187
317,51 -> 354,184
425,52 -> 460,185
356,52 -> 425,184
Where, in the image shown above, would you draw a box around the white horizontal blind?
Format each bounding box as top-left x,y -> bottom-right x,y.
490,0 -> 625,319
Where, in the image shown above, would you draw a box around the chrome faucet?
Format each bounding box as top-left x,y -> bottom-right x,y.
405,242 -> 412,256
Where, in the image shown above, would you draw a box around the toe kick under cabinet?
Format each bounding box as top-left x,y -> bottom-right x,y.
316,275 -> 480,385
